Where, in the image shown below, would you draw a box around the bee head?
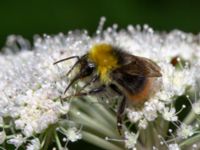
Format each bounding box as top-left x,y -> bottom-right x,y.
62,55 -> 96,94
78,55 -> 96,78
53,54 -> 96,94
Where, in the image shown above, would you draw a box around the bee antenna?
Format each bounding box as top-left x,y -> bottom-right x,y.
53,56 -> 80,65
65,60 -> 80,77
64,74 -> 81,94
54,55 -> 81,77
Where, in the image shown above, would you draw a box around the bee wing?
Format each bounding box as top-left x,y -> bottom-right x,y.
116,55 -> 162,77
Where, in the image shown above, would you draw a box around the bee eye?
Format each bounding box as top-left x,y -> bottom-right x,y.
80,62 -> 95,77
88,62 -> 95,68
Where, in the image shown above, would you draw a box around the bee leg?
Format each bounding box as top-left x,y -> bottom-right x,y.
79,75 -> 99,92
65,60 -> 80,76
77,85 -> 106,96
109,84 -> 122,95
63,85 -> 106,98
117,96 -> 126,135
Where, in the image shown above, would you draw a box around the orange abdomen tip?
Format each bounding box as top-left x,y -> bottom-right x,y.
127,78 -> 156,105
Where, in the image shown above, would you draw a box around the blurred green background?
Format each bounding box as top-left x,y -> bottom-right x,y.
1,0 -> 200,49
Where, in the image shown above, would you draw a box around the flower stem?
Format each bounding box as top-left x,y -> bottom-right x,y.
73,97 -> 116,130
70,107 -> 118,137
75,96 -> 116,124
183,111 -> 196,125
179,134 -> 200,148
42,125 -> 56,150
54,131 -> 63,150
82,131 -> 124,150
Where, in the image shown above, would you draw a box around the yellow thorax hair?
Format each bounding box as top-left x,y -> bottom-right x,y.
88,43 -> 119,83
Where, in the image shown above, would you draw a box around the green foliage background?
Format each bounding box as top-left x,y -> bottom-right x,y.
1,0 -> 200,48
0,0 -> 200,149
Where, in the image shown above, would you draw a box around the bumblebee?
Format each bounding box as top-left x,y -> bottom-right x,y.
54,43 -> 162,133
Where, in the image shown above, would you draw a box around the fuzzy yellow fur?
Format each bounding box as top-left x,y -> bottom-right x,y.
88,43 -> 118,83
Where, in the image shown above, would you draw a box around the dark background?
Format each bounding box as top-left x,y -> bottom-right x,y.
1,0 -> 200,49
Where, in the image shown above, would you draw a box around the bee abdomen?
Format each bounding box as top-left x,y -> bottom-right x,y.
112,72 -> 154,105
127,78 -> 154,105
113,73 -> 147,94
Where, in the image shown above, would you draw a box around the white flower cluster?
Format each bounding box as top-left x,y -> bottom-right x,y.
0,36 -> 71,119
0,34 -> 79,148
124,131 -> 139,150
0,18 -> 200,149
65,127 -> 82,142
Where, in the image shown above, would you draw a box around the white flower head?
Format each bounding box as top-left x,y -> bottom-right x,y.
1,19 -> 200,150
172,70 -> 194,96
143,102 -> 158,121
155,90 -> 174,104
55,102 -> 70,115
23,124 -> 34,137
177,124 -> 194,139
65,127 -> 82,142
0,131 -> 6,144
138,118 -> 148,129
162,107 -> 178,121
168,143 -> 180,150
124,131 -> 139,150
7,134 -> 25,148
26,138 -> 40,150
127,109 -> 143,123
